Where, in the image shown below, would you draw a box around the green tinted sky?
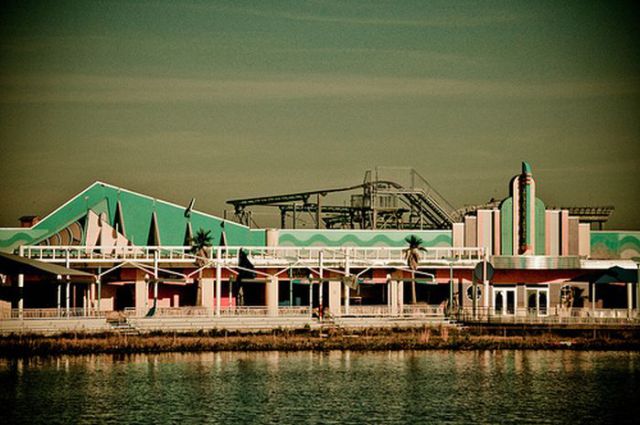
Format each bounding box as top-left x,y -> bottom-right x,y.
1,0 -> 638,229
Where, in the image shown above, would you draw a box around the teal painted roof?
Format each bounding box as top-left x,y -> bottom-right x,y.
0,181 -> 265,252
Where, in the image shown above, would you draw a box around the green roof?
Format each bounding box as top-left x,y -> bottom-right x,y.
0,181 -> 265,252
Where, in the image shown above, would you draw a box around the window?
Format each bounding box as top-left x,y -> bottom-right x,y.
466,285 -> 482,301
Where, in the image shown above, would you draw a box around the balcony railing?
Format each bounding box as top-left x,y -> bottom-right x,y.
20,245 -> 485,266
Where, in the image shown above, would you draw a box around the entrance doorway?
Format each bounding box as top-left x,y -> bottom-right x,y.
526,287 -> 549,316
494,287 -> 516,316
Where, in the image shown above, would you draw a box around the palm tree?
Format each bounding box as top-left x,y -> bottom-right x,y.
403,235 -> 426,304
190,228 -> 213,306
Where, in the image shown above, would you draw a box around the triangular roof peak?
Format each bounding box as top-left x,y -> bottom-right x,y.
18,180 -> 249,231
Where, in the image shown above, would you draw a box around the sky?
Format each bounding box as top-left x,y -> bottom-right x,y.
0,0 -> 638,229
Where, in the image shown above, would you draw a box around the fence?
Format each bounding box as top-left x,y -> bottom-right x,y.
342,304 -> 445,317
455,307 -> 639,325
5,308 -> 106,319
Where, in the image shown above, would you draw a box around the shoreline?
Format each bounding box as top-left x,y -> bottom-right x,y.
1,327 -> 639,357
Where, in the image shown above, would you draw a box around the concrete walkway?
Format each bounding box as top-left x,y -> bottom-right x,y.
0,315 -> 456,335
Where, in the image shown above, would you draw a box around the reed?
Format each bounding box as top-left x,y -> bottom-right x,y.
0,327 -> 639,358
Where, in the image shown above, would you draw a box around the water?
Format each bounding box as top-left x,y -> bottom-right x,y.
1,351 -> 638,424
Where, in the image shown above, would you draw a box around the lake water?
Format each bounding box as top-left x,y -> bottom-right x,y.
1,351 -> 638,424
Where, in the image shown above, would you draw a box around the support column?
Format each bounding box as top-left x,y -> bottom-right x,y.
389,278 -> 398,316
266,275 -> 279,317
397,280 -> 404,316
289,280 -> 293,307
319,280 -> 323,314
17,246 -> 24,318
201,269 -> 214,315
316,193 -> 322,229
90,282 -> 96,314
83,287 -> 87,316
216,248 -> 222,316
328,280 -> 341,316
134,272 -> 147,317
319,252 -> 324,318
65,250 -> 71,316
627,282 -> 633,318
344,285 -> 350,315
66,280 -> 71,317
153,250 -> 159,311
484,280 -> 489,318
97,266 -> 102,312
449,265 -> 454,315
344,253 -> 350,316
309,275 -> 313,317
637,264 -> 640,318
387,277 -> 392,315
57,283 -> 62,316
17,273 -> 24,318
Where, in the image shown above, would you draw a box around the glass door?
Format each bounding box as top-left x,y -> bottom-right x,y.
494,288 -> 516,316
526,287 -> 549,316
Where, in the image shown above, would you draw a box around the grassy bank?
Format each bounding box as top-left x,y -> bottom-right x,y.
1,327 -> 639,357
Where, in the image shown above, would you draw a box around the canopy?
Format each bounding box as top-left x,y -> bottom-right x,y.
0,252 -> 95,283
571,266 -> 637,284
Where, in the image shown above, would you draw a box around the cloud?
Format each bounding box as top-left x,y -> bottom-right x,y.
0,73 -> 637,105
220,5 -> 520,28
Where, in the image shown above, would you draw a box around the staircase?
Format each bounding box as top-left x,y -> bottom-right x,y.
107,315 -> 140,335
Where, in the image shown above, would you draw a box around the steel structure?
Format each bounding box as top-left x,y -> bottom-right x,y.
560,206 -> 615,230
227,167 -> 459,230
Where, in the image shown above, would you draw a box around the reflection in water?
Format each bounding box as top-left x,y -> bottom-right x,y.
1,351 -> 639,424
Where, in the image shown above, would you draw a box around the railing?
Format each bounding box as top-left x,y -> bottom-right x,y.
5,308 -> 106,319
402,304 -> 445,317
111,305 -> 444,318
342,304 -> 445,317
153,307 -> 209,317
343,305 -> 391,317
455,307 -> 639,325
278,306 -> 311,316
21,245 -> 485,265
220,306 -> 270,316
22,246 -> 196,263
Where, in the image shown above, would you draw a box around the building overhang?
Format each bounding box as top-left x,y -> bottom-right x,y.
491,255 -> 581,270
0,252 -> 96,283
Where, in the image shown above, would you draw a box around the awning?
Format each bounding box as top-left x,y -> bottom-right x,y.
570,266 -> 637,284
0,252 -> 95,283
107,279 -> 192,286
492,255 -> 581,270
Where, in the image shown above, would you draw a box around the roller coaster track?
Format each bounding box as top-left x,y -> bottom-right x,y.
227,175 -> 458,229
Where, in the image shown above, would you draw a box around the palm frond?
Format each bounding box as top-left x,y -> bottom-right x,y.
190,228 -> 213,254
404,235 -> 424,249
